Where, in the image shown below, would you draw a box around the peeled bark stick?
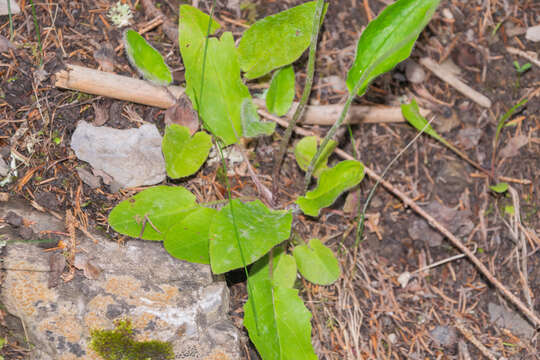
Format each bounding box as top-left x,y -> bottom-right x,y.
420,57 -> 492,108
259,108 -> 540,329
54,64 -> 184,109
55,64 -> 423,124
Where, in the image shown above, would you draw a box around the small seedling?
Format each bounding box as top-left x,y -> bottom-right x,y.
513,61 -> 531,74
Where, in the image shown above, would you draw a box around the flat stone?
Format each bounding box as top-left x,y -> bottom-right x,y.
525,25 -> 540,42
0,0 -> 20,16
70,121 -> 166,189
488,303 -> 535,338
0,200 -> 241,360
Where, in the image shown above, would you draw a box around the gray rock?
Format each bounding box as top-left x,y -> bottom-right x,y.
0,200 -> 241,360
0,155 -> 8,177
70,121 -> 166,189
405,60 -> 426,84
429,325 -> 457,347
488,303 -> 535,338
525,25 -> 540,42
0,0 -> 20,16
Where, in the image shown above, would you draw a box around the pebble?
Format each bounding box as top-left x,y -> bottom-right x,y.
525,25 -> 540,42
405,60 -> 426,84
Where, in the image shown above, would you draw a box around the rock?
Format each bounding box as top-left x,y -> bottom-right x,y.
525,25 -> 540,42
405,60 -> 426,84
408,201 -> 473,247
5,210 -> 23,227
70,121 -> 166,188
0,200 -> 241,360
429,325 -> 457,348
76,167 -> 101,189
0,155 -> 8,177
0,0 -> 20,16
488,303 -> 535,338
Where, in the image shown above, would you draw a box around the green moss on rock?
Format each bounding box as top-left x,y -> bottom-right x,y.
89,319 -> 174,360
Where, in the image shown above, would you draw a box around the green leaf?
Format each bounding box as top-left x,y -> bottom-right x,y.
244,256 -> 317,360
294,136 -> 337,178
238,1 -> 327,79
346,0 -> 440,96
164,207 -> 217,264
108,186 -> 197,240
179,5 -> 251,145
241,98 -> 276,138
209,199 -> 292,274
272,250 -> 297,289
293,238 -> 340,285
494,98 -> 528,146
162,124 -> 212,179
401,99 -> 447,144
297,160 -> 365,217
124,29 -> 172,85
490,182 -> 509,194
266,65 -> 296,116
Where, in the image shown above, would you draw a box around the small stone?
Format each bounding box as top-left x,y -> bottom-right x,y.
0,156 -> 8,177
525,25 -> 540,42
0,0 -> 20,16
5,211 -> 23,227
430,326 -> 457,347
405,60 -> 426,84
18,226 -> 34,240
77,167 -> 101,189
488,303 -> 534,338
441,8 -> 453,20
70,121 -> 166,188
35,192 -> 61,212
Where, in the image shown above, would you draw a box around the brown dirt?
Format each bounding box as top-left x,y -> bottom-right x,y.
0,0 -> 539,359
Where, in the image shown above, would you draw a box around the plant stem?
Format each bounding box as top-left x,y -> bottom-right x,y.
29,0 -> 42,66
7,0 -> 14,41
272,0 -> 325,196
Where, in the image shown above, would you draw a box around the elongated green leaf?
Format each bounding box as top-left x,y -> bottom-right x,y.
108,186 -> 197,240
401,99 -> 446,144
297,160 -> 365,217
241,98 -> 276,138
294,136 -> 337,178
179,5 -> 251,145
293,238 -> 340,285
124,29 -> 172,85
494,98 -> 528,146
164,207 -> 217,264
346,0 -> 440,96
244,256 -> 317,360
162,124 -> 212,179
209,199 -> 292,274
273,251 -> 297,289
238,1 -> 327,79
266,65 -> 295,116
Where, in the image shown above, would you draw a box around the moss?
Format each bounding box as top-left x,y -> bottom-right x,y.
89,319 -> 174,360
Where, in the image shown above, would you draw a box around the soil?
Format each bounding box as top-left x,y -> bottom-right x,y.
1,0 -> 539,359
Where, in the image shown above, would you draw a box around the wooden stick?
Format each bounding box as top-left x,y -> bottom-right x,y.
54,64 -> 184,109
54,64 -> 425,124
420,57 -> 492,108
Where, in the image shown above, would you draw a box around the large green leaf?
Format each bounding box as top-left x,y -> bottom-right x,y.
209,199 -> 292,274
164,207 -> 217,264
179,5 -> 252,145
244,256 -> 317,360
241,98 -> 276,138
293,238 -> 340,285
108,186 -> 197,240
266,65 -> 295,116
294,136 -> 337,178
238,1 -> 327,79
162,124 -> 212,179
346,0 -> 440,96
124,29 -> 172,85
272,250 -> 297,289
297,160 -> 365,217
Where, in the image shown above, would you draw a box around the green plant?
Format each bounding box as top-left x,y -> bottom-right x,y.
89,319 -> 174,360
109,1 -> 440,358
